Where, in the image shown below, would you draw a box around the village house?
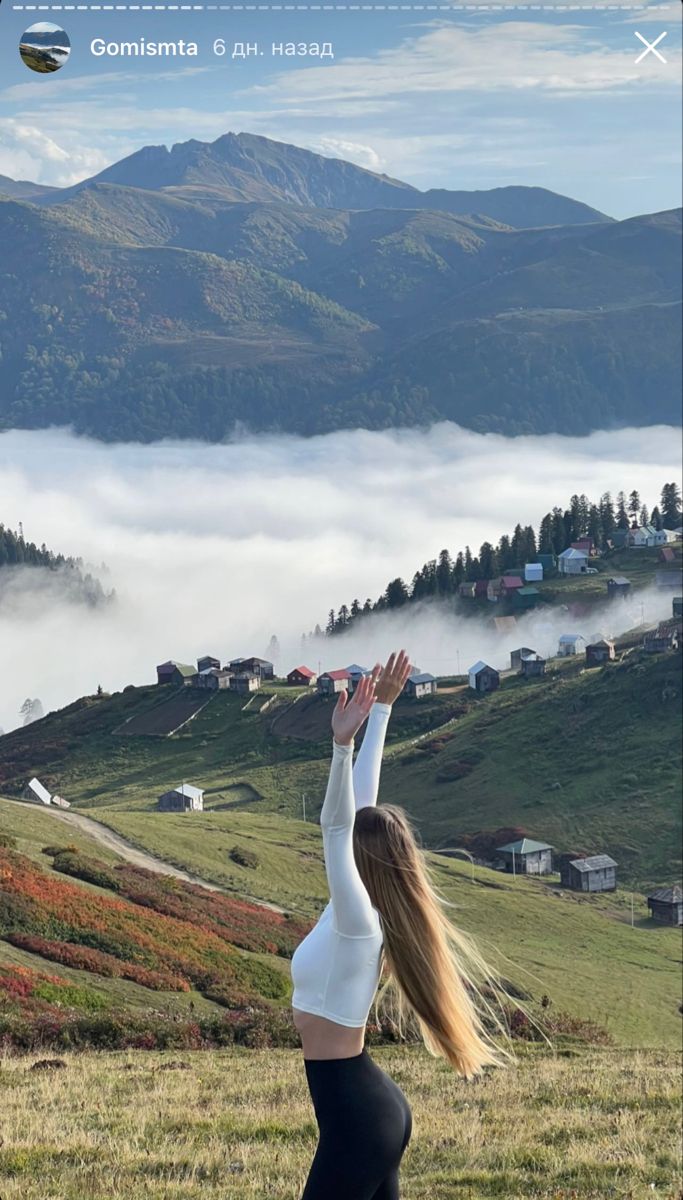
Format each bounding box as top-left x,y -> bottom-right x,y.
474,579 -> 489,599
196,667 -> 233,690
560,854 -> 617,892
512,586 -> 541,611
287,666 -> 318,687
519,652 -> 546,678
158,783 -> 204,812
510,646 -> 536,670
607,576 -> 631,600
156,660 -> 181,685
230,672 -> 261,695
197,655 -> 221,673
628,524 -> 667,548
558,548 -> 588,575
172,664 -> 197,687
647,885 -> 683,926
558,633 -> 585,657
495,837 -> 553,875
585,638 -> 616,667
501,575 -> 524,598
346,664 -> 371,691
656,568 -> 683,590
468,661 -> 500,693
228,657 -> 274,679
458,581 -> 476,599
674,597 -> 683,619
23,777 -> 53,806
643,620 -> 682,654
524,562 -> 544,583
404,673 -> 438,699
659,546 -> 676,565
317,669 -> 350,696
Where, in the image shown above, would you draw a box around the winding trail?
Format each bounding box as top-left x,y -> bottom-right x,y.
12,800 -> 287,915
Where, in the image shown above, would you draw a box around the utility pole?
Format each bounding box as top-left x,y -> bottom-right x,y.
512,848 -> 516,879
631,892 -> 635,928
302,793 -> 306,822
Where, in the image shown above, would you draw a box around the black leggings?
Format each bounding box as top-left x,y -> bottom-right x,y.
301,1048 -> 413,1200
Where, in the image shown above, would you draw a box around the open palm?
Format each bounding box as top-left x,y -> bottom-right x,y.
331,672 -> 378,746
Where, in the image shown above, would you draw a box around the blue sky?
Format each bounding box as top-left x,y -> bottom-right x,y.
0,2 -> 680,217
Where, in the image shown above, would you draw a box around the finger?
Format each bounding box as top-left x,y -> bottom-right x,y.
336,689 -> 348,711
385,651 -> 397,677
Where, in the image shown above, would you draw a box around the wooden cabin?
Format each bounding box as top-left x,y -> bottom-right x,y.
287,666 -> 317,687
468,661 -> 500,694
404,673 -> 438,699
647,885 -> 683,926
496,838 -> 553,875
585,639 -> 616,667
606,577 -> 631,600
560,854 -> 617,892
158,784 -> 204,812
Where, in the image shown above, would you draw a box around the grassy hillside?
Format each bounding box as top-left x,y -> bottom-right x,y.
0,1045 -> 680,1200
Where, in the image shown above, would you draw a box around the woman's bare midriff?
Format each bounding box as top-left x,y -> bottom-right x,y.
293,1008 -> 366,1059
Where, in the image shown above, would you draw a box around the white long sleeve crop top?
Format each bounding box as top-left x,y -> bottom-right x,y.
290,701 -> 391,1028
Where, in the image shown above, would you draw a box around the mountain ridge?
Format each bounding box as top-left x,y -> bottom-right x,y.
33,132 -> 610,228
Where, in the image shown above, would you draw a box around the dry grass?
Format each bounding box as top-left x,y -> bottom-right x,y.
0,1044 -> 680,1199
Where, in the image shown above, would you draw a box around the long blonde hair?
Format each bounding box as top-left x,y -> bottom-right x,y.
353,803 -> 519,1079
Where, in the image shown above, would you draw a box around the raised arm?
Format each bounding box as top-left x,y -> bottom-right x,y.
353,651 -> 412,811
353,703 -> 391,811
319,675 -> 379,937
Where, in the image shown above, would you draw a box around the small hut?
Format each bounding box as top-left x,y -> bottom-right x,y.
404,673 -> 438,699
468,661 -> 500,694
524,562 -> 543,583
158,784 -> 204,812
196,668 -> 233,690
197,655 -> 221,673
643,621 -> 681,654
519,653 -> 546,678
510,646 -> 536,670
585,639 -> 616,667
23,777 -> 52,806
647,885 -> 683,926
287,666 -> 318,687
560,854 -> 617,892
317,670 -> 350,696
230,672 -> 260,695
495,838 -> 553,875
606,577 -> 631,600
558,634 -> 585,657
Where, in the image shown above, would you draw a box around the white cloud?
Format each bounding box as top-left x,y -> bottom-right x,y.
251,23 -> 681,106
0,424 -> 680,733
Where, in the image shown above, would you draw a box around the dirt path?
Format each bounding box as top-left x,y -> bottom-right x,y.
17,802 -> 287,915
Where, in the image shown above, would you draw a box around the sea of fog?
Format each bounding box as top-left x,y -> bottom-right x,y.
0,423 -> 681,733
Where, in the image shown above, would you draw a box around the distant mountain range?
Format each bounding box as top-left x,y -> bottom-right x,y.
0,132 -> 680,442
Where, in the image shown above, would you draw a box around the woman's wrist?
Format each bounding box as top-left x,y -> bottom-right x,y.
333,736 -> 354,749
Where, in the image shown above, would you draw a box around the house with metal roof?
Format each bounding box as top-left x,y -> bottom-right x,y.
317,669 -> 351,696
158,783 -> 204,812
23,777 -> 52,806
512,585 -> 541,610
560,854 -> 617,892
510,646 -> 536,670
519,652 -> 546,678
558,547 -> 588,576
606,576 -> 631,600
647,885 -> 683,926
468,661 -> 500,694
287,666 -> 318,687
404,673 -> 438,699
558,633 -> 585,657
495,837 -> 553,875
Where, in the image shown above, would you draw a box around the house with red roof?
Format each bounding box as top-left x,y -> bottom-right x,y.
317,669 -> 350,696
287,666 -> 318,687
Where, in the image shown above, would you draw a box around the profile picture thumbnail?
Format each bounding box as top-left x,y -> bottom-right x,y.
19,22 -> 71,73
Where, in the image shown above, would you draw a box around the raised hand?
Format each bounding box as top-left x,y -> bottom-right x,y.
375,649 -> 413,706
331,672 -> 377,746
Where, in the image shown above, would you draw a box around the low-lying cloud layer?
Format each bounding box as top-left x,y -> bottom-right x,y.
0,423 -> 680,733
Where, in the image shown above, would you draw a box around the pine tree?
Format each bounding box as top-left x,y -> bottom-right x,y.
650,505 -> 663,531
599,493 -> 616,544
616,491 -> 629,529
538,514 -> 554,554
628,490 -> 641,521
453,552 -> 465,586
479,542 -> 497,580
435,550 -> 453,595
326,609 -> 336,636
350,599 -> 361,619
639,504 -> 649,527
661,482 -> 682,530
385,578 -> 409,607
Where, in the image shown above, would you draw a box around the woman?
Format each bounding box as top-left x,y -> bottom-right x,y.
291,651 -> 510,1200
